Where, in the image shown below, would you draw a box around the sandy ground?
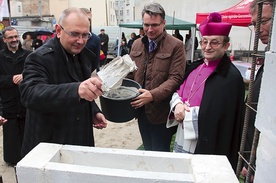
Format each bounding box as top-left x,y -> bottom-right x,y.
0,98 -> 142,183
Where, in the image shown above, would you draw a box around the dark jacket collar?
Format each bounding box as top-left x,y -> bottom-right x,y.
45,36 -> 94,81
3,42 -> 24,53
141,30 -> 168,52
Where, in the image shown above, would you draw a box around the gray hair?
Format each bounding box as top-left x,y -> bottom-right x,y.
2,26 -> 18,38
58,7 -> 87,25
250,0 -> 274,15
80,8 -> 91,15
142,2 -> 165,21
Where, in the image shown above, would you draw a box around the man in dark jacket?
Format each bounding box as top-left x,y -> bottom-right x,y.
0,26 -> 32,165
241,0 -> 274,181
81,8 -> 101,72
19,7 -> 107,158
98,28 -> 109,65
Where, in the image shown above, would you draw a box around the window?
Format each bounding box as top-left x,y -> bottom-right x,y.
120,1 -> 123,7
18,5 -> 21,12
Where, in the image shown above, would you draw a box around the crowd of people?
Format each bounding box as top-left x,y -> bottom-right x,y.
0,1 -> 272,182
21,31 -> 54,51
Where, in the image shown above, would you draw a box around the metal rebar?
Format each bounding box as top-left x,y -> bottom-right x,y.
236,0 -> 276,181
245,129 -> 260,183
235,1 -> 263,178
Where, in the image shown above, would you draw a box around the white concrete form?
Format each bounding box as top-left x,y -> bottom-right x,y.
16,143 -> 238,183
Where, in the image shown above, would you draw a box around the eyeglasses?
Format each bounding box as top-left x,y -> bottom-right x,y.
59,25 -> 91,40
4,35 -> 19,40
143,21 -> 163,28
200,40 -> 222,48
250,17 -> 272,27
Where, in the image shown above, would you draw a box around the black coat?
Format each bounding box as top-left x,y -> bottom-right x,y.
0,45 -> 31,117
31,38 -> 43,50
86,32 -> 101,71
244,65 -> 263,163
184,54 -> 245,170
20,36 -> 101,157
0,97 -> 2,116
98,33 -> 109,55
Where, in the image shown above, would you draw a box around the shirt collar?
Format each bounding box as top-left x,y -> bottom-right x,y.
204,58 -> 221,67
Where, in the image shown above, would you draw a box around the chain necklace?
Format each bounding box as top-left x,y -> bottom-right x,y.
185,63 -> 208,107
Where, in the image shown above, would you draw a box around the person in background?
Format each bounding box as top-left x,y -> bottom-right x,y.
128,2 -> 186,152
174,29 -> 183,42
127,32 -> 137,52
81,8 -> 101,72
120,32 -> 128,56
0,33 -> 6,50
189,29 -> 199,51
0,26 -> 32,165
135,28 -> 145,39
31,34 -> 43,50
22,33 -> 33,51
98,28 -> 109,66
115,32 -> 128,57
167,12 -> 244,170
43,33 -> 53,44
19,7 -> 107,158
241,0 -> 274,181
185,34 -> 193,63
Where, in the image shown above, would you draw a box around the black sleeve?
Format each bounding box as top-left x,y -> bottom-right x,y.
0,97 -> 2,116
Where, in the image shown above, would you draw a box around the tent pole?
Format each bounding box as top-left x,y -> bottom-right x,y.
191,27 -> 195,62
117,28 -> 122,56
172,11 -> 175,34
7,0 -> 12,25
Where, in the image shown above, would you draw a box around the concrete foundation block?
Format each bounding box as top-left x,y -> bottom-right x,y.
16,143 -> 238,183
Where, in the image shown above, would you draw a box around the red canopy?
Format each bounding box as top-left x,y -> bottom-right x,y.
196,0 -> 253,26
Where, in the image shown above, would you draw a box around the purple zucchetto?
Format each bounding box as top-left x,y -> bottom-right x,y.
199,12 -> 232,36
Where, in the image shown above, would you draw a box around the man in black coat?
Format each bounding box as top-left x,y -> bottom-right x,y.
0,26 -> 32,165
19,7 -> 107,158
81,8 -> 101,72
241,0 -> 274,181
98,29 -> 109,65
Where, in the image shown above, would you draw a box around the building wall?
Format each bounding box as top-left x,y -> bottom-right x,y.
108,0 -> 117,26
21,0 -> 50,16
10,1 -> 23,17
10,0 -> 265,51
49,0 -> 68,25
135,0 -> 265,51
68,0 -> 106,26
48,0 -> 107,27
